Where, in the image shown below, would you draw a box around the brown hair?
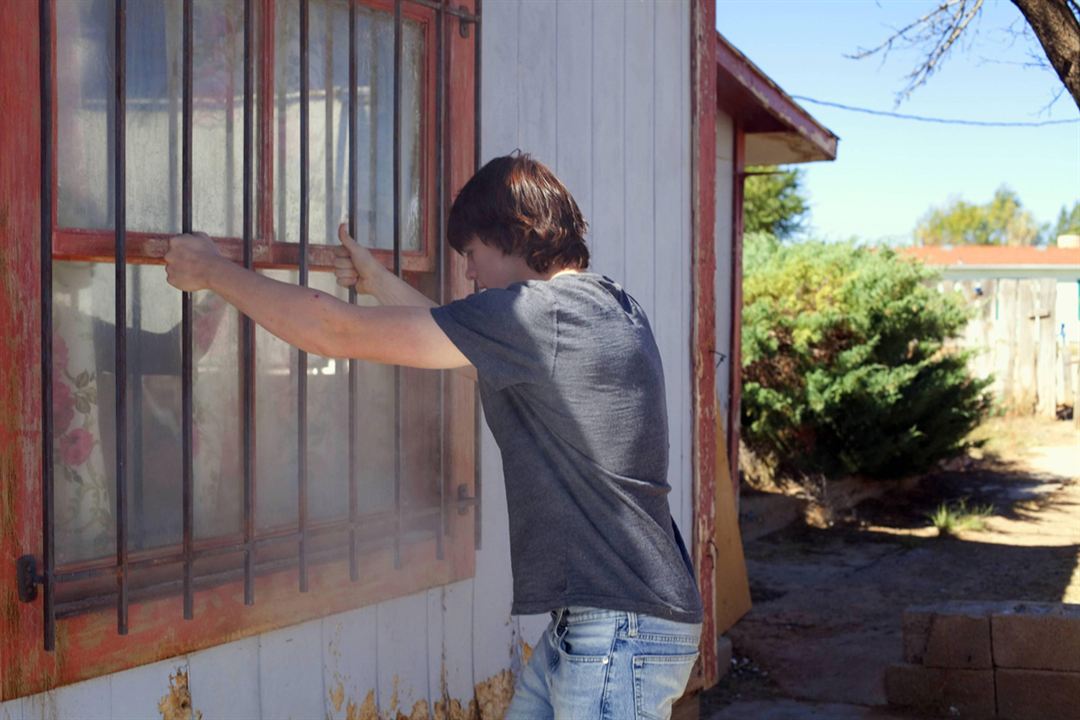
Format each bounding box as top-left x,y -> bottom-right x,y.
447,153 -> 589,273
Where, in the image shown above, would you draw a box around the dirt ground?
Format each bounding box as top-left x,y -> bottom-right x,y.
699,416 -> 1080,719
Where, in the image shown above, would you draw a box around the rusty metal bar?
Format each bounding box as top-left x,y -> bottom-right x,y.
298,0 -> 310,592
392,0 -> 403,570
242,0 -> 256,605
434,0 -> 446,559
114,0 -> 130,636
39,0 -> 56,653
347,0 -> 360,582
403,0 -> 478,22
181,0 -> 195,621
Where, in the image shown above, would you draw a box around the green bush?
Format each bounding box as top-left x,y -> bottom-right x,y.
741,234 -> 992,480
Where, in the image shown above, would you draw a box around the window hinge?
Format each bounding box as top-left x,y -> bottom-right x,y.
458,6 -> 475,38
17,555 -> 43,603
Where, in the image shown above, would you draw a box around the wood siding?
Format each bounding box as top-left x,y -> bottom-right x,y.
0,1 -> 696,716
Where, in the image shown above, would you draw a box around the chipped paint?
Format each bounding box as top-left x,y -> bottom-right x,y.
330,679 -> 345,713
157,670 -> 202,720
472,670 -> 513,720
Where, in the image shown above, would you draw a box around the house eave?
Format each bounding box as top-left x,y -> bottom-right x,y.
715,31 -> 838,166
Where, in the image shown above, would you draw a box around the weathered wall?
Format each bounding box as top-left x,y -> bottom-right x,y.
714,110 -> 735,432
0,1 -> 695,718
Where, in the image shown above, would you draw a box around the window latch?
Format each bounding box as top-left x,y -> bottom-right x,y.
456,484 -> 479,515
17,555 -> 43,603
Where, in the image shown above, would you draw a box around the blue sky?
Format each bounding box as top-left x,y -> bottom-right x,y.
717,0 -> 1080,244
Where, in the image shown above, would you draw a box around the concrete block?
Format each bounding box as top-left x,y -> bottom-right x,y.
885,663 -> 995,719
996,668 -> 1080,720
992,602 -> 1080,672
903,604 -> 993,669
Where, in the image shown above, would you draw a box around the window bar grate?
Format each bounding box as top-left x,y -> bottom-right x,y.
472,0 -> 483,551
39,0 -> 56,654
298,0 -> 311,593
242,0 -> 256,605
114,0 -> 130,636
392,0 -> 404,571
181,0 -> 195,621
347,0 -> 360,582
434,0 -> 447,560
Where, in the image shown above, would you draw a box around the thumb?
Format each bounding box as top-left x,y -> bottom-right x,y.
338,222 -> 361,254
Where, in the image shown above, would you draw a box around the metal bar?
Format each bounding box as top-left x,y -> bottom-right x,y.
242,0 -> 256,605
39,0 -> 56,653
402,0 -> 478,22
114,0 -> 130,636
298,0 -> 310,592
347,0 -> 360,582
473,0 -> 482,551
434,0 -> 446,560
181,0 -> 195,621
392,0 -> 403,570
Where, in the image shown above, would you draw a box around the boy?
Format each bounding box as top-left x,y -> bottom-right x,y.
165,154 -> 702,720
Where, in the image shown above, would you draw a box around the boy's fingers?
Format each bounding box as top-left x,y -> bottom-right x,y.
332,257 -> 355,269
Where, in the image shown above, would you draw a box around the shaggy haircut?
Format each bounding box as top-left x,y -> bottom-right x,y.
447,153 -> 589,273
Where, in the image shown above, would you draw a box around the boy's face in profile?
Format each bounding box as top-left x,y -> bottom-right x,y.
462,235 -> 533,291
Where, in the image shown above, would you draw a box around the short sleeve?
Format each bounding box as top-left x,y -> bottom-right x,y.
431,283 -> 557,391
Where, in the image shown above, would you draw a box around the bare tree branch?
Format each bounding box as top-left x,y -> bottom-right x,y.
847,0 -> 985,105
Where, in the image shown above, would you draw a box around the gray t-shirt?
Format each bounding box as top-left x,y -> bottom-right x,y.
431,273 -> 702,623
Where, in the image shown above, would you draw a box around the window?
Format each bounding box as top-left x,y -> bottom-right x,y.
6,0 -> 479,693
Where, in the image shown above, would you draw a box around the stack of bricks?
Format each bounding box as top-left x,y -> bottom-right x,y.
886,601 -> 1080,719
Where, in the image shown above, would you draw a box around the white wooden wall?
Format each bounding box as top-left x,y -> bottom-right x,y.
714,110 -> 735,425
0,2 -> 694,717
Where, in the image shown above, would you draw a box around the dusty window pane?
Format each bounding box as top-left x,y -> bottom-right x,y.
254,270 -> 397,530
274,0 -> 424,249
51,262 -> 242,565
56,0 -> 259,236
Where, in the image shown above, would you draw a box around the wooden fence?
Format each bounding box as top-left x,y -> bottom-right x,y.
943,278 -> 1080,420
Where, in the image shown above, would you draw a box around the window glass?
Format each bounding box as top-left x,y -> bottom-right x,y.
274,0 -> 424,250
51,261 -> 243,564
57,0 -> 258,237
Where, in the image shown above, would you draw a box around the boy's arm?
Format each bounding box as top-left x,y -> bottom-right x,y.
165,233 -> 472,370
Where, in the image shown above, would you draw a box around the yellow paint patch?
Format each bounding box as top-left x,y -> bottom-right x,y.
330,680 -> 345,713
433,698 -> 478,720
519,640 -> 533,667
473,669 -> 514,720
158,670 -> 202,720
344,689 -> 377,720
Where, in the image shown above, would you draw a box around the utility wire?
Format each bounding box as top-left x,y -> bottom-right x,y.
791,95 -> 1080,127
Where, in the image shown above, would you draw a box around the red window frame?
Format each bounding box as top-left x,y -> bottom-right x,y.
0,0 -> 479,698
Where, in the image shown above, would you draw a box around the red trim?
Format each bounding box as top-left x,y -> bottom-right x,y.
1,0 -> 51,698
691,0 -> 719,689
727,127 -> 745,494
714,32 -> 837,161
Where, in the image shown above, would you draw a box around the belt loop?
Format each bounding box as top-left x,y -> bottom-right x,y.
627,611 -> 638,637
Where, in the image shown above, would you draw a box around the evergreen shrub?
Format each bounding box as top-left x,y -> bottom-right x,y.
740,234 -> 992,480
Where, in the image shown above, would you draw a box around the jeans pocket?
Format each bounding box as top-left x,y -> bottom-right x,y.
631,652 -> 698,720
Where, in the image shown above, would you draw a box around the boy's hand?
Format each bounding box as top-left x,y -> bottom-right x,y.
333,222 -> 383,295
165,232 -> 225,292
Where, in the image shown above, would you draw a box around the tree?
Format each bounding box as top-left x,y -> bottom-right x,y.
915,186 -> 1043,246
852,0 -> 1080,111
1048,200 -> 1080,239
743,166 -> 809,240
741,237 -> 992,481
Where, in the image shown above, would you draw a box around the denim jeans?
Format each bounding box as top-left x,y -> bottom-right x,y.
504,607 -> 701,720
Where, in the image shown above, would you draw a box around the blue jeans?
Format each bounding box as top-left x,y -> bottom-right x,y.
505,607 -> 701,720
